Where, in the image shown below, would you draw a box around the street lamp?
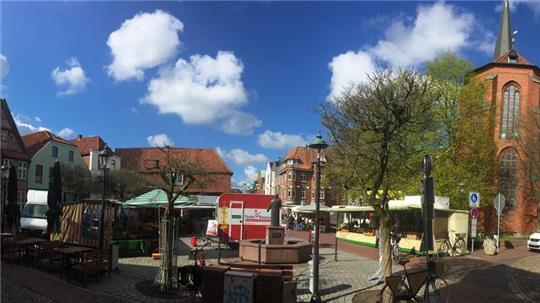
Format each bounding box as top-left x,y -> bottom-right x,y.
1,164 -> 8,233
308,132 -> 328,303
98,145 -> 112,260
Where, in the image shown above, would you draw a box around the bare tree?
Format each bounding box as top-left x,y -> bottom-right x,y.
145,146 -> 208,292
320,70 -> 436,282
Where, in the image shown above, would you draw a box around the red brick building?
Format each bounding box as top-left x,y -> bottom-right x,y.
115,147 -> 232,195
1,99 -> 31,209
275,146 -> 340,206
475,0 -> 540,234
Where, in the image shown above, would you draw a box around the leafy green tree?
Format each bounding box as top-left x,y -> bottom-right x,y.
424,53 -> 497,209
320,69 -> 436,279
518,107 -> 540,227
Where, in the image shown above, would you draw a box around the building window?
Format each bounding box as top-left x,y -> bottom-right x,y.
287,189 -> 292,198
500,84 -> 520,139
288,172 -> 292,180
17,162 -> 27,180
35,165 -> 43,183
312,191 -> 315,199
499,149 -> 518,207
17,191 -> 24,203
320,190 -> 325,199
52,146 -> 58,158
300,189 -> 305,199
301,172 -> 306,182
111,159 -> 116,170
68,150 -> 74,161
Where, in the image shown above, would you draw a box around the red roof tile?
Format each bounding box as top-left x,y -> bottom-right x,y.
22,130 -> 77,157
70,136 -> 106,156
282,147 -> 317,170
114,147 -> 232,194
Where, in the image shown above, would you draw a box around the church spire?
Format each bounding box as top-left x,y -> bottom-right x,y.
493,0 -> 513,60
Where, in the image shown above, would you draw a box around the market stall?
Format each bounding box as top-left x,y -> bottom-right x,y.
327,196 -> 469,254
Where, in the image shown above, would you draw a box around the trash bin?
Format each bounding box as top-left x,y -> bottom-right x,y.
111,241 -> 119,271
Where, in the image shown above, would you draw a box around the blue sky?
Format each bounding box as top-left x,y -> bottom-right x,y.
1,1 -> 539,187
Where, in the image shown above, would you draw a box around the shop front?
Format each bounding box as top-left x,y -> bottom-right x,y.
330,196 -> 469,254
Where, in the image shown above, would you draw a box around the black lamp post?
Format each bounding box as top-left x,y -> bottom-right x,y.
1,164 -> 8,233
309,133 -> 328,303
98,145 -> 112,259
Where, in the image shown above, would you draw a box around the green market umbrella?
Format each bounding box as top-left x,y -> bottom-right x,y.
123,189 -> 196,208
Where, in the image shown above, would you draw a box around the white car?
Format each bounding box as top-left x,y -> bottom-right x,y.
528,231 -> 540,251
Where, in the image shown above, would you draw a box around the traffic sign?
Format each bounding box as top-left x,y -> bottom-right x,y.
470,208 -> 479,219
469,192 -> 480,208
494,193 -> 505,216
471,218 -> 478,237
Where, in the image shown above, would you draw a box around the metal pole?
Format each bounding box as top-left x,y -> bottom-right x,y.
334,212 -> 338,262
311,151 -> 321,303
497,212 -> 500,254
471,233 -> 474,254
98,166 -> 107,260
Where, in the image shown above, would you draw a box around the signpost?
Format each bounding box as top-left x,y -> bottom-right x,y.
469,192 -> 480,253
494,193 -> 506,254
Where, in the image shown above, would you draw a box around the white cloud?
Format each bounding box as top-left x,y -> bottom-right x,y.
0,54 -> 9,78
13,115 -> 50,135
220,111 -> 262,135
51,57 -> 90,95
371,3 -> 474,68
33,116 -> 41,122
327,51 -> 377,101
58,128 -> 75,139
143,51 -> 259,134
107,10 -> 183,81
219,148 -> 268,166
257,130 -> 309,150
328,2 -> 484,101
244,165 -> 258,182
147,133 -> 175,147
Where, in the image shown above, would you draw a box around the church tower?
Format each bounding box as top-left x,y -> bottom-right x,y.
474,0 -> 540,234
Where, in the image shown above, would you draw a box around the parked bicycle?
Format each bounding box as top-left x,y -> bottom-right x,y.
179,240 -> 208,302
391,232 -> 402,264
439,230 -> 466,257
379,257 -> 449,303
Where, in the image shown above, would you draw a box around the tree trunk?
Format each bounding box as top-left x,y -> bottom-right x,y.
154,209 -> 179,292
379,214 -> 393,303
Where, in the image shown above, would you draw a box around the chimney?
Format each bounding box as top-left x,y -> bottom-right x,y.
77,134 -> 83,140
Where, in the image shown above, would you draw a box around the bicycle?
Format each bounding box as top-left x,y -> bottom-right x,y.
391,232 -> 402,264
439,230 -> 466,257
379,257 -> 449,303
179,240 -> 208,302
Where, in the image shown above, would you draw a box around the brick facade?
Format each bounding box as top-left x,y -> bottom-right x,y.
474,53 -> 540,234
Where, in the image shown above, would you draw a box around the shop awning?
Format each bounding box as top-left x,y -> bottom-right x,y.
292,203 -> 331,213
123,189 -> 217,209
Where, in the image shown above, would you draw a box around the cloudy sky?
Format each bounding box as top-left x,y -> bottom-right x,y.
1,1 -> 539,186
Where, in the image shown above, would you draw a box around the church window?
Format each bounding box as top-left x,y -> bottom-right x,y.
499,149 -> 517,207
500,84 -> 520,139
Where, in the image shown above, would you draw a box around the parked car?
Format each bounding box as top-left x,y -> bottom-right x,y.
20,190 -> 49,237
528,230 -> 540,251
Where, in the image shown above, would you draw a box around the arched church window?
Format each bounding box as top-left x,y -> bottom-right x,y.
499,148 -> 518,207
500,84 -> 520,139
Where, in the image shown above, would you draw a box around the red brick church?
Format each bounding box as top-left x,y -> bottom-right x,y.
475,0 -> 540,234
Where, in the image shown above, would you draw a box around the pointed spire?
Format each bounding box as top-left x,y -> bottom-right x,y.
493,0 -> 513,60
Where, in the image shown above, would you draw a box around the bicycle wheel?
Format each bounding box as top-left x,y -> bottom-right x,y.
423,276 -> 449,303
454,239 -> 465,256
378,284 -> 396,303
438,241 -> 449,257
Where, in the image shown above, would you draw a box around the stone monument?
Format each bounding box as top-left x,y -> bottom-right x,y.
266,194 -> 285,245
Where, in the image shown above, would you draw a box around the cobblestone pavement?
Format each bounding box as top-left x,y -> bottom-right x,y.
507,254 -> 540,303
86,239 -> 381,303
1,276 -> 55,303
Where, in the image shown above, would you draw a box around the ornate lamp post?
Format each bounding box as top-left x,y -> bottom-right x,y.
1,164 -> 8,232
98,145 -> 112,259
309,133 -> 328,303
